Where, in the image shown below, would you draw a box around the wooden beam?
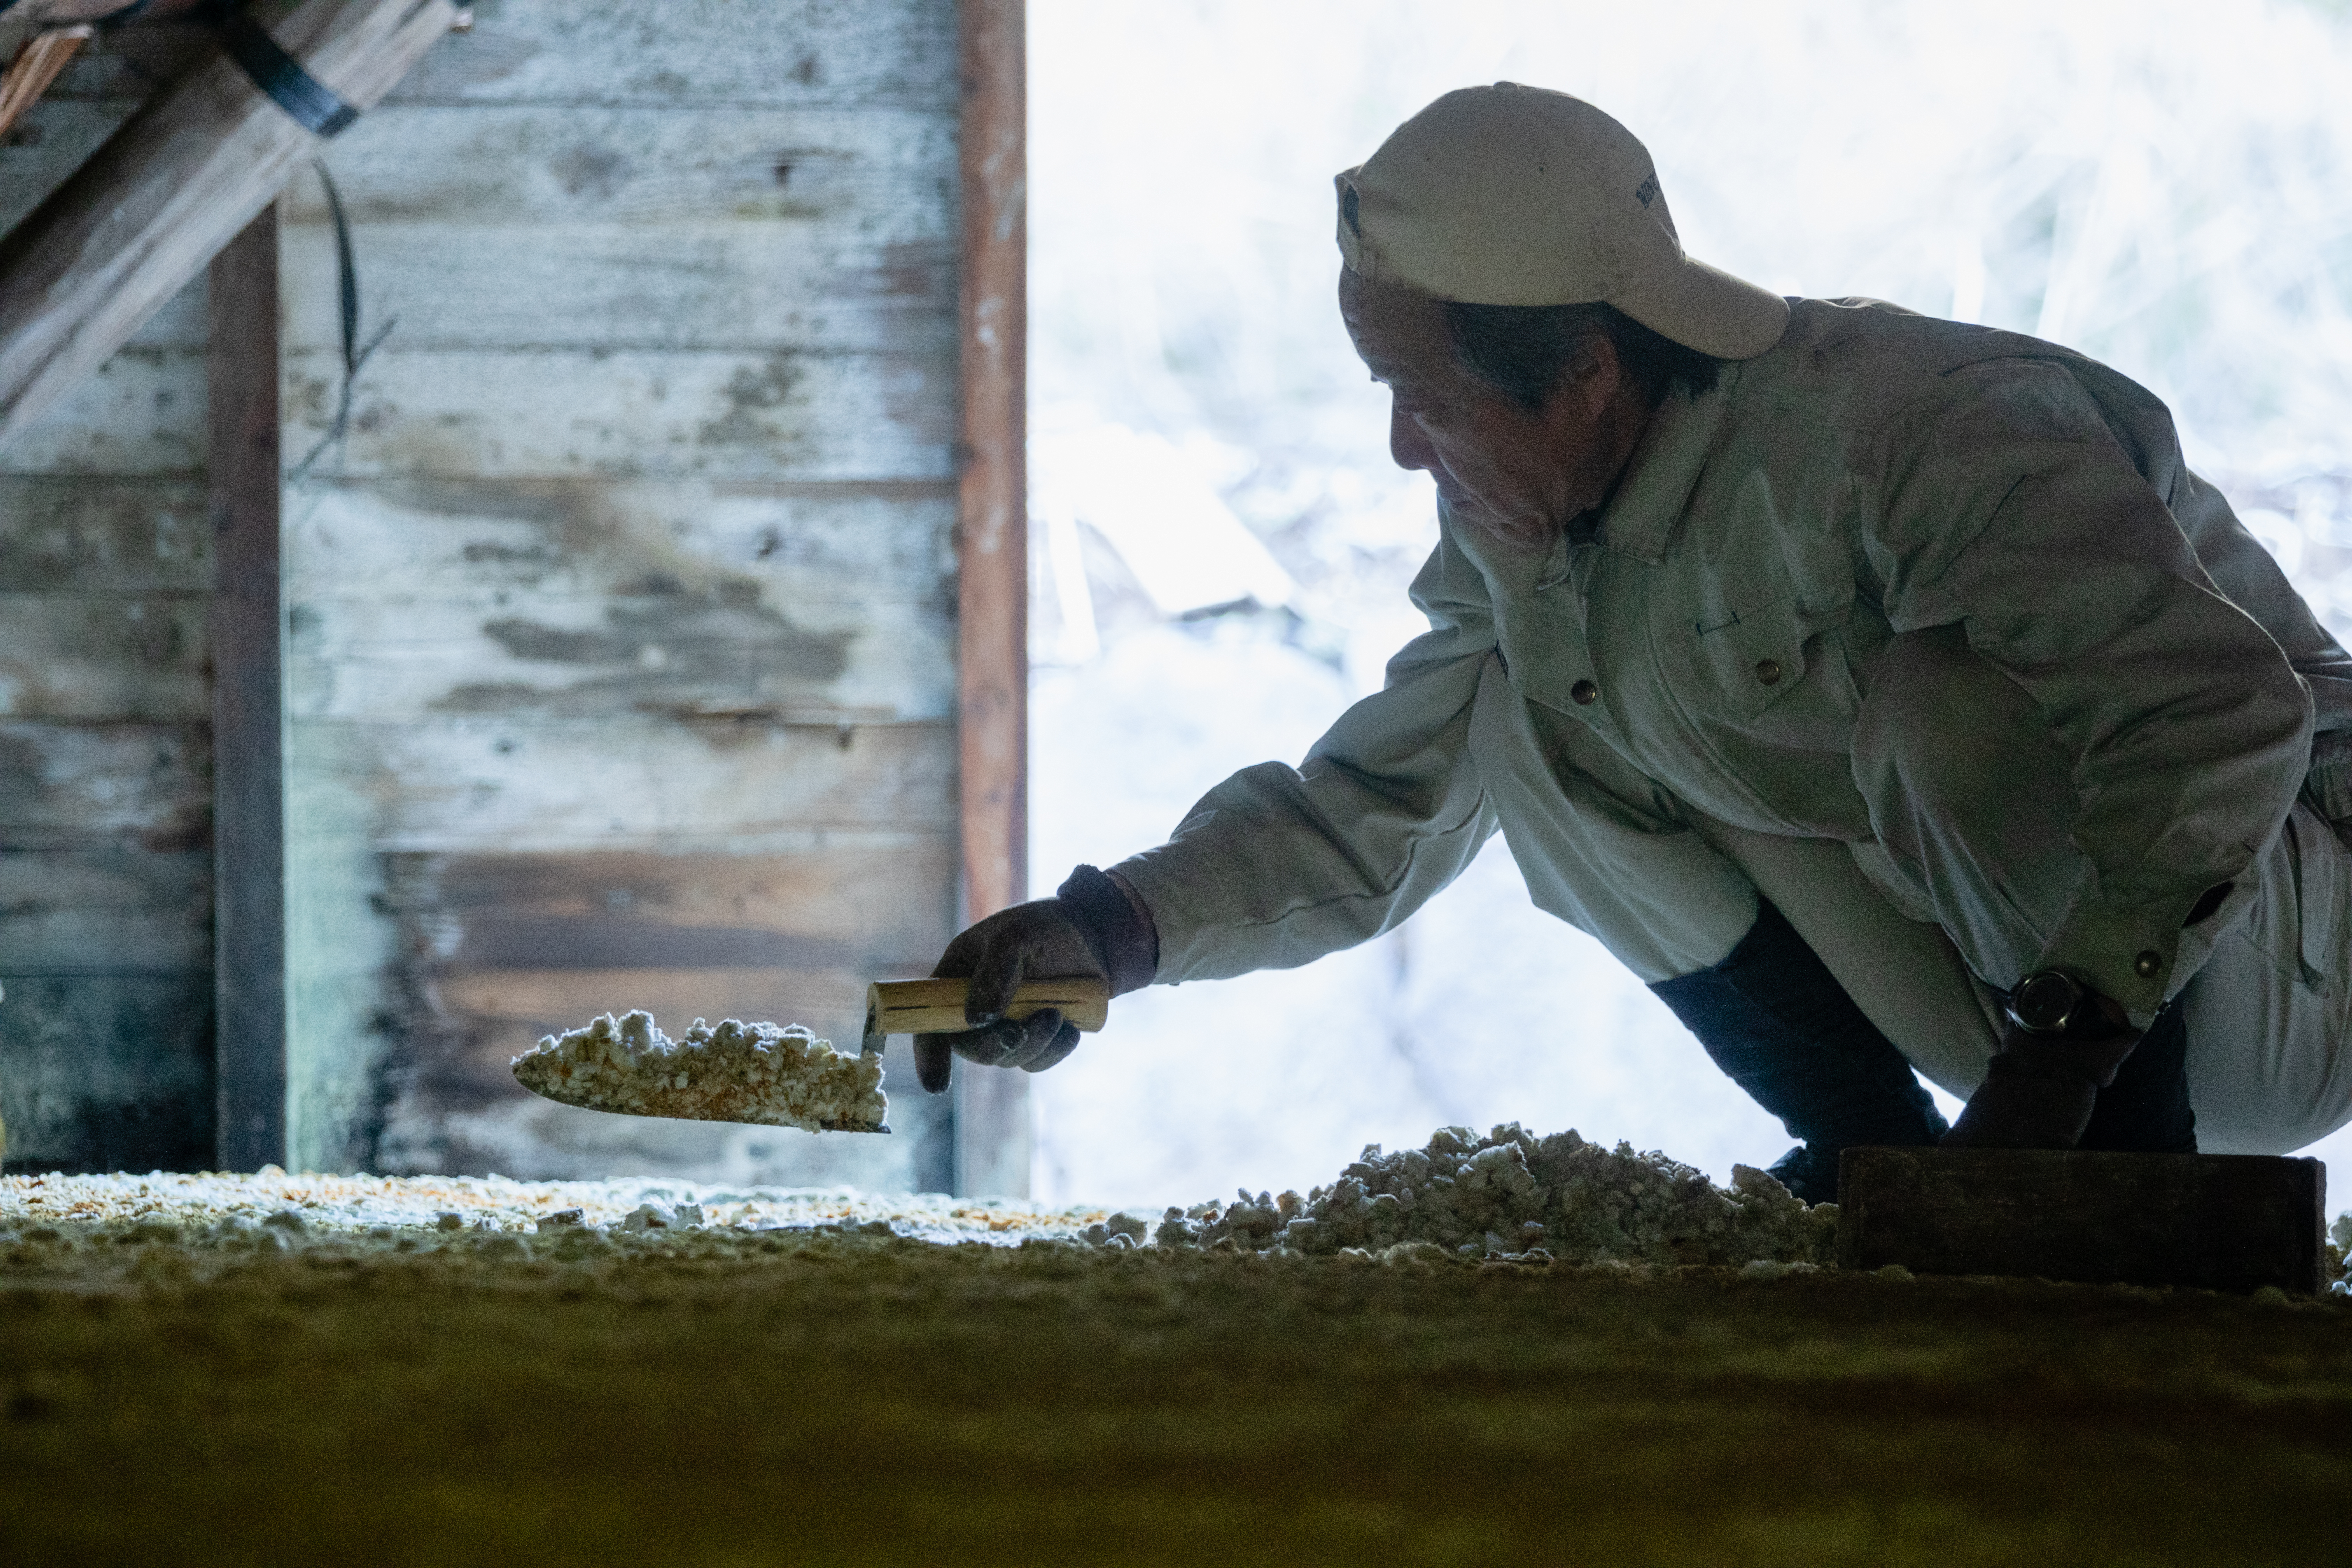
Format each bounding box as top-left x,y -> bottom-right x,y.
952,0 -> 1029,1198
0,0 -> 457,456
3,0 -> 209,21
209,203 -> 285,1173
0,26 -> 89,142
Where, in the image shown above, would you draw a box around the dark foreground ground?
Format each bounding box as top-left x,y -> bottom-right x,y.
1,1234 -> 2346,1566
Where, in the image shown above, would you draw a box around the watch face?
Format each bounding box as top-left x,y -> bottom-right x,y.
2011,971 -> 2081,1034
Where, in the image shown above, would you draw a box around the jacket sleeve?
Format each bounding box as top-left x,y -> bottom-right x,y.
1861,360 -> 2314,1017
1112,512 -> 1500,983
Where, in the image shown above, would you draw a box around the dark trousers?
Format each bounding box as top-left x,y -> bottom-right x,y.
1649,900 -> 2194,1204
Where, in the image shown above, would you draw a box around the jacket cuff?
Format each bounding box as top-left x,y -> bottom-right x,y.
1056,864 -> 1159,997
2032,901 -> 2182,1024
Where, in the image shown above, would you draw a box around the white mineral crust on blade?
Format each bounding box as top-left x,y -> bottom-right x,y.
511,1011 -> 887,1133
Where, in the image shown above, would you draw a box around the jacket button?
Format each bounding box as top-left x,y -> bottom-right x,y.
1570,679 -> 1598,706
1755,658 -> 1783,686
2133,950 -> 2162,979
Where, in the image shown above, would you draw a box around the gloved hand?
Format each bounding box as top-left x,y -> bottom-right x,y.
912,898 -> 1102,1092
1942,1006 -> 2141,1150
912,865 -> 1160,1094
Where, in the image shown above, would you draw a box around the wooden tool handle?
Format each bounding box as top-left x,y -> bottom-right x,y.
864,976 -> 1111,1041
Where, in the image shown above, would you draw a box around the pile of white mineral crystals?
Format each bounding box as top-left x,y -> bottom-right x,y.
511,1011 -> 886,1133
1127,1123 -> 1840,1268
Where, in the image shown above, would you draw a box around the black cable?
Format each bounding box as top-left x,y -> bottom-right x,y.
218,5 -> 355,137
286,159 -> 395,484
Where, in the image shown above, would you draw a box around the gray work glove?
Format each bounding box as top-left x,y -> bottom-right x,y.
912,864 -> 1160,1094
912,899 -> 1101,1092
1942,1007 -> 2141,1150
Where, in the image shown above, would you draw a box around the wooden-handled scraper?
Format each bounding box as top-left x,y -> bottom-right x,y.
861,975 -> 1112,1055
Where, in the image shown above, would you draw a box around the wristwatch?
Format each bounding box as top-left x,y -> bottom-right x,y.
2005,969 -> 2089,1037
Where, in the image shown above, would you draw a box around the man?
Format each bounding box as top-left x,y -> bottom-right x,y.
916,85 -> 2352,1200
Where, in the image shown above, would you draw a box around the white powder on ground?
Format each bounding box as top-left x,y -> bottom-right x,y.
512,1011 -> 887,1133
0,1169 -> 1104,1251
1144,1123 -> 1840,1268
13,1124 -> 2337,1289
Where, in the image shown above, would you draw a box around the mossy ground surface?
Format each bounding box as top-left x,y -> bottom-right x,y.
1,1233 -> 2346,1566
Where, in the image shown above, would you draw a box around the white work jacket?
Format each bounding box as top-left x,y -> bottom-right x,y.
1114,299 -> 2352,1018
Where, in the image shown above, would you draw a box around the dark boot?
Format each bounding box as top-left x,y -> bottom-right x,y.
1650,899 -> 1949,1204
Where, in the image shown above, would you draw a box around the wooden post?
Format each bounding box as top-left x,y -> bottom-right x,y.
209,204 -> 286,1173
953,0 -> 1029,1198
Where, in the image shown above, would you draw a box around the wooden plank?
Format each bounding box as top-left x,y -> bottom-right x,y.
0,848 -> 212,974
0,477 -> 212,593
0,972 -> 214,1174
0,0 -> 462,457
1836,1146 -> 2329,1294
0,97 -> 141,250
0,25 -> 90,144
0,720 -> 211,850
289,718 -> 957,850
952,0 -> 1028,1198
277,219 -> 954,356
283,479 -> 957,602
0,343 -> 207,477
31,0 -> 960,114
288,597 -> 954,724
380,0 -> 959,111
411,843 -> 960,973
0,594 -> 208,718
283,347 -> 955,482
10,345 -> 960,481
280,481 -> 958,725
362,839 -> 958,1188
283,102 -> 959,231
209,204 -> 285,1173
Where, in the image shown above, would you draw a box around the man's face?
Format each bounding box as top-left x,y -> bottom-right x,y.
1340,271 -> 1640,552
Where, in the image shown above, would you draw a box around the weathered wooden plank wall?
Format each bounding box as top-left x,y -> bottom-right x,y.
275,0 -> 963,1188
1,0 -> 978,1189
0,21 -> 217,1171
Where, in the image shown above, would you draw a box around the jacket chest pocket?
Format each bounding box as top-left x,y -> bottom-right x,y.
1662,584 -> 1860,728
1493,603 -> 1600,717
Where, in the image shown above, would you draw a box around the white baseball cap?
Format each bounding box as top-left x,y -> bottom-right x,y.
1336,83 -> 1789,360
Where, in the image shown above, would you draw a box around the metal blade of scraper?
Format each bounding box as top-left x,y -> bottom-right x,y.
862,976 -> 1113,1055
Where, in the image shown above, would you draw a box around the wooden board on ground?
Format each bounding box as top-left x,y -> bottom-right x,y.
1836,1146 -> 2329,1294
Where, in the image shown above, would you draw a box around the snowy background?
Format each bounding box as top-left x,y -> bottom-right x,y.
1021,0 -> 2352,1207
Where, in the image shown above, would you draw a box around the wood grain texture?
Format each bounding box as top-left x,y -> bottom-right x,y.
868,976 -> 1109,1038
1836,1146 -> 2329,1293
292,718 -> 957,852
209,205 -> 286,1172
379,0 -> 959,110
0,594 -> 209,717
0,25 -> 89,142
0,719 -> 211,850
0,848 -> 213,974
0,0 -> 461,455
268,4 -> 970,1186
364,844 -> 956,1189
282,479 -> 958,724
952,0 -> 1029,1197
0,972 -> 213,1173
0,477 -> 213,592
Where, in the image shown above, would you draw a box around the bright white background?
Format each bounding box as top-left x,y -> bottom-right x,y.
1022,0 -> 2352,1209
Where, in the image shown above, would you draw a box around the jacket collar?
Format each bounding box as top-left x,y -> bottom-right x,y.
1590,370 -> 1736,566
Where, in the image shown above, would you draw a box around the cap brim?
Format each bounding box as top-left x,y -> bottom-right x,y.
1610,254 -> 1789,360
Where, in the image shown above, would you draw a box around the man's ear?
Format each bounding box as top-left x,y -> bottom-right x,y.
1549,331 -> 1622,422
